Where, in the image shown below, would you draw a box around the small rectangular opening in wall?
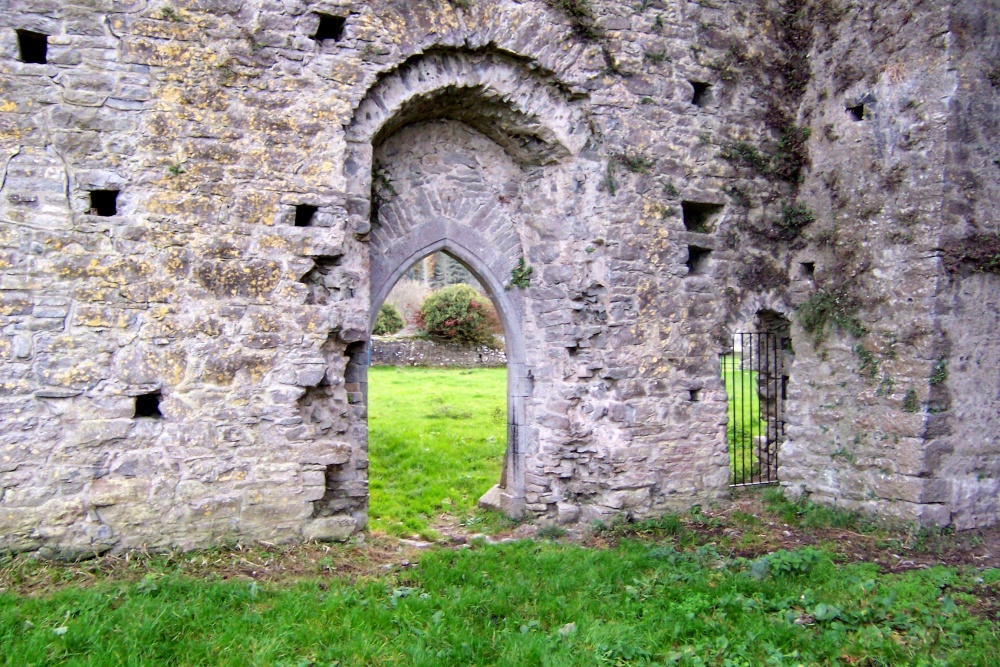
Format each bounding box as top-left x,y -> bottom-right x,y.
16,30 -> 48,64
799,261 -> 815,278
134,392 -> 162,419
689,388 -> 702,402
847,104 -> 865,121
312,14 -> 346,42
681,201 -> 723,232
89,190 -> 119,216
686,245 -> 712,275
690,81 -> 711,107
295,204 -> 318,227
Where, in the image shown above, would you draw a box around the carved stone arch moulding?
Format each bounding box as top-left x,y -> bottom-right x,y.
343,46 -> 589,518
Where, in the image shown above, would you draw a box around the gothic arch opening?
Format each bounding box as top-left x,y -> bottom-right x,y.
369,243 -> 523,522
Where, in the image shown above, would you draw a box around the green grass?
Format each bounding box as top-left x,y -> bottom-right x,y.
721,354 -> 767,483
368,367 -> 507,538
2,541 -> 998,666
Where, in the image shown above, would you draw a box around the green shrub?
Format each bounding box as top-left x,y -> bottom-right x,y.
373,303 -> 405,335
417,284 -> 500,346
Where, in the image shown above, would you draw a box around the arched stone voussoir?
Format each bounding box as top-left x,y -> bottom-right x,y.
346,49 -> 589,166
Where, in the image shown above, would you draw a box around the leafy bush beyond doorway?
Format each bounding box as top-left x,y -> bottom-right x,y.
418,284 -> 501,346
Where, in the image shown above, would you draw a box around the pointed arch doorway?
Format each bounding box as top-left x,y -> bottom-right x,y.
369,239 -> 528,518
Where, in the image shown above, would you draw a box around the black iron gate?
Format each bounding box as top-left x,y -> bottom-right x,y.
725,332 -> 784,486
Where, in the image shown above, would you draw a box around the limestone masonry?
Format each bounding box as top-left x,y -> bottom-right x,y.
371,337 -> 507,368
1,0 -> 998,557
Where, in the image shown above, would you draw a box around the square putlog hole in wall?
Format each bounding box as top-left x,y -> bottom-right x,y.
89,190 -> 119,216
295,204 -> 318,227
799,261 -> 815,278
312,13 -> 346,42
690,81 -> 711,107
681,201 -> 723,233
134,392 -> 162,419
847,103 -> 865,121
689,388 -> 702,402
686,245 -> 712,276
16,29 -> 48,64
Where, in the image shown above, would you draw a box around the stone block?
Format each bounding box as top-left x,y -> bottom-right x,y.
302,516 -> 357,542
89,478 -> 149,507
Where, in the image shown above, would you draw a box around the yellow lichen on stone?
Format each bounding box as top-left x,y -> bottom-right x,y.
73,305 -> 135,329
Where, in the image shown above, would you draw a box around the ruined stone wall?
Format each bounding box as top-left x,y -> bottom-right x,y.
778,1 -> 955,522
780,0 -> 1000,527
0,0 -> 763,555
936,273 -> 1000,529
1,0 -> 997,555
931,0 -> 1000,530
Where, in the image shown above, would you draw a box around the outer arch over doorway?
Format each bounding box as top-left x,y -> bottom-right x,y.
343,49 -> 589,520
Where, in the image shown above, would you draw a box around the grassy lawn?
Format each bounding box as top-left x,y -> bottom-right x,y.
3,493 -> 1000,666
368,366 -> 507,538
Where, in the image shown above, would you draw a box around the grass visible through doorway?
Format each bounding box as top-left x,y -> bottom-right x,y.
368,367 -> 506,539
722,354 -> 766,483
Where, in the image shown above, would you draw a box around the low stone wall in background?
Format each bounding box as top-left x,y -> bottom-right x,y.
371,337 -> 506,368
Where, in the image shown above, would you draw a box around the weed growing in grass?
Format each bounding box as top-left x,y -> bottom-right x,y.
537,524 -> 567,540
763,487 -> 877,532
490,405 -> 504,424
750,546 -> 823,578
428,405 -> 473,419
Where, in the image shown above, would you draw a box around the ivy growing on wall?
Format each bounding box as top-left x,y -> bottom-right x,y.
507,258 -> 533,289
797,287 -> 866,344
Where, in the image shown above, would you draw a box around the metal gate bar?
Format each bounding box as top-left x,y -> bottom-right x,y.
727,332 -> 782,486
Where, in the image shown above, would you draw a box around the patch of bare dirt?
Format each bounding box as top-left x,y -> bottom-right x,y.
6,494 -> 1000,597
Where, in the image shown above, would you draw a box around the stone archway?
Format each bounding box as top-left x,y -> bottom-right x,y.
365,118 -> 531,517
344,49 -> 589,519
